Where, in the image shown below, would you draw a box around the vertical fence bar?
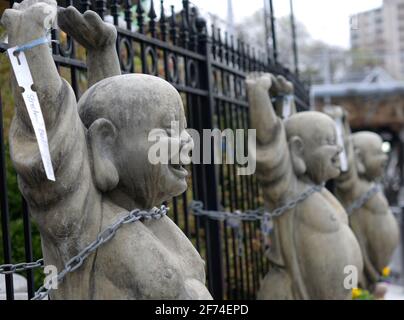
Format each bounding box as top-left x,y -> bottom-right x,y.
0,93 -> 14,300
111,0 -> 120,26
22,198 -> 35,299
268,0 -> 278,64
196,18 -> 224,300
95,0 -> 107,20
401,206 -> 404,286
400,140 -> 404,286
289,0 -> 299,77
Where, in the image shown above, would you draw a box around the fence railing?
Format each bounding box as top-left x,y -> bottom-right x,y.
0,0 -> 310,300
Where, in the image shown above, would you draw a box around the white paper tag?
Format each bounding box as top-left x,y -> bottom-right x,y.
7,48 -> 55,181
335,117 -> 348,172
282,95 -> 294,119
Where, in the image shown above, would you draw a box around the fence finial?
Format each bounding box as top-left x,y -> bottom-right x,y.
148,0 -> 157,37
110,0 -> 120,26
180,8 -> 189,49
95,0 -> 107,20
136,0 -> 145,33
160,0 -> 168,41
170,5 -> 178,45
124,0 -> 133,30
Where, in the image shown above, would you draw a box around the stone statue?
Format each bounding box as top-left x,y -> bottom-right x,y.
1,1 -> 212,299
326,107 -> 399,293
246,73 -> 363,300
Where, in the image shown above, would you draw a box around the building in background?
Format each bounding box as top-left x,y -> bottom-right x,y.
312,67 -> 404,132
351,0 -> 404,80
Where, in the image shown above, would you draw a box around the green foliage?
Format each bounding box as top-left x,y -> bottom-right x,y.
352,288 -> 375,300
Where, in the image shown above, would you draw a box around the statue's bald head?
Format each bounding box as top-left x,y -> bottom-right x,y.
78,74 -> 185,131
285,111 -> 336,146
352,131 -> 383,152
76,74 -> 190,208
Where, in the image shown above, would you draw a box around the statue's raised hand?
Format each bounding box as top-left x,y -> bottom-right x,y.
273,75 -> 294,95
58,6 -> 117,50
246,72 -> 278,144
1,0 -> 57,44
246,72 -> 273,92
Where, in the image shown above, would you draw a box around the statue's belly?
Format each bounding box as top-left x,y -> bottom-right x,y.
360,208 -> 400,271
92,219 -> 211,300
297,223 -> 363,300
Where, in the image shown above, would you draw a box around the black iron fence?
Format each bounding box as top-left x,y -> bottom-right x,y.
0,0 -> 309,300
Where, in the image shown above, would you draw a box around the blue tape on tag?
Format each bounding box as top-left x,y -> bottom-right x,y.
14,36 -> 51,55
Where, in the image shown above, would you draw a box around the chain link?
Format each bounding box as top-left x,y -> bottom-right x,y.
0,259 -> 44,275
5,205 -> 169,300
346,185 -> 380,216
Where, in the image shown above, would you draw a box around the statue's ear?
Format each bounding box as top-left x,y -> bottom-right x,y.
354,146 -> 366,175
289,136 -> 306,176
88,119 -> 119,192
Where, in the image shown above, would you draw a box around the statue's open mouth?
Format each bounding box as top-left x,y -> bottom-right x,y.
331,154 -> 341,169
169,162 -> 188,178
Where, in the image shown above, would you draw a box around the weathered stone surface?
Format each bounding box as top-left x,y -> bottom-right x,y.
1,1 -> 212,299
327,107 -> 400,293
247,73 -> 363,300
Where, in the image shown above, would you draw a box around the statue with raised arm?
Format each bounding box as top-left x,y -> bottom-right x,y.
326,107 -> 399,295
1,1 -> 212,299
246,73 -> 363,300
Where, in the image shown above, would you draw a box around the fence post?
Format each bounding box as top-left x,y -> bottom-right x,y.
401,206 -> 404,287
0,93 -> 14,300
195,14 -> 224,300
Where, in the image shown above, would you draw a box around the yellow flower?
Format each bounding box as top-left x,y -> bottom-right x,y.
382,267 -> 391,278
352,288 -> 362,299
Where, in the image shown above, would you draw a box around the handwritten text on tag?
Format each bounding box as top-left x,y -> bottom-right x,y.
7,48 -> 55,181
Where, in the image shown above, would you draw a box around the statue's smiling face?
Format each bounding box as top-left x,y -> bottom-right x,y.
79,74 -> 194,209
304,123 -> 342,184
363,140 -> 387,180
354,133 -> 388,181
286,112 -> 342,185
116,90 -> 193,208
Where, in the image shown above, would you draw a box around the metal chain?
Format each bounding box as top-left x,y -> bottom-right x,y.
190,184 -> 324,257
190,184 -> 324,222
0,259 -> 44,275
346,185 -> 380,216
17,205 -> 168,300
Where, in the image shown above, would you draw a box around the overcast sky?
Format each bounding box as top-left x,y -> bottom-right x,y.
163,0 -> 383,48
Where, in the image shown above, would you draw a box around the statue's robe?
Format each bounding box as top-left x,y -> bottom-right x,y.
253,120 -> 363,300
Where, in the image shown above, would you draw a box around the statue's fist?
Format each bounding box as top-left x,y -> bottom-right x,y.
1,0 -> 57,32
274,75 -> 294,95
58,6 -> 117,50
246,72 -> 273,91
323,106 -> 346,120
